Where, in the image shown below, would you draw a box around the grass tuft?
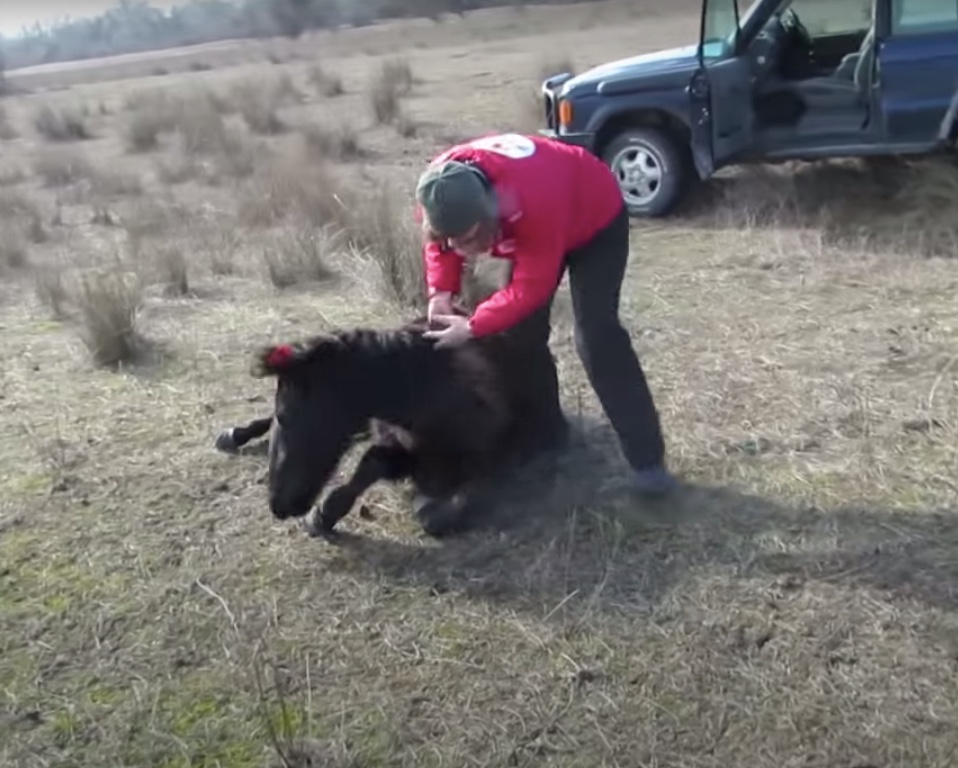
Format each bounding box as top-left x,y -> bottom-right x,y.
262,223 -> 340,288
67,267 -> 148,367
33,103 -> 91,142
368,57 -> 414,125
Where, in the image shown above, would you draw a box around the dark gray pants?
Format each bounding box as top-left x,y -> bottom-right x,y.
519,205 -> 667,470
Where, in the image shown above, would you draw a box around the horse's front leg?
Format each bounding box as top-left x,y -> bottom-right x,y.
308,443 -> 417,536
215,415 -> 273,453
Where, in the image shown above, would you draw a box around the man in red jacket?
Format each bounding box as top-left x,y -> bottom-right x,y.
415,133 -> 676,497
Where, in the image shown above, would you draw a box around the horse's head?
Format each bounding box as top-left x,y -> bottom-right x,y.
251,334 -> 367,521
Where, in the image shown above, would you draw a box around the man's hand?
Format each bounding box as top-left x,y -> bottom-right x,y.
428,291 -> 453,322
423,314 -> 473,349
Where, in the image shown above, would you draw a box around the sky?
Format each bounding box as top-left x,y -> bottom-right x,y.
0,1 -> 183,37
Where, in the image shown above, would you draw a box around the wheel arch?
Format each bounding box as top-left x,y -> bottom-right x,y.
594,108 -> 693,165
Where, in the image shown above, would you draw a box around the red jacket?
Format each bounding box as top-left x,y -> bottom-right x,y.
417,133 -> 624,338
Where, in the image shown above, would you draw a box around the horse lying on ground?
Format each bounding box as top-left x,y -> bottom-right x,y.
215,310 -> 568,537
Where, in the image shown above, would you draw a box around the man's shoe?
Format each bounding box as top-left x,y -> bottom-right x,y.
632,464 -> 678,497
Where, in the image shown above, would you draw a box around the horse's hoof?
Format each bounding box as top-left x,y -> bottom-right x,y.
414,493 -> 468,538
302,512 -> 337,540
214,428 -> 238,454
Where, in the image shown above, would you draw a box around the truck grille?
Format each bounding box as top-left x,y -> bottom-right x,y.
542,87 -> 557,129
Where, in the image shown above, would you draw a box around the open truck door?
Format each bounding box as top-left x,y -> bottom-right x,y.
689,0 -> 758,178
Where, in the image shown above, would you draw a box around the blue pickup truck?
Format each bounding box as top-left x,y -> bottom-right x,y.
540,0 -> 958,216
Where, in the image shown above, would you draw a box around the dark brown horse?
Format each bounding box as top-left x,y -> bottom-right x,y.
216,310 -> 567,537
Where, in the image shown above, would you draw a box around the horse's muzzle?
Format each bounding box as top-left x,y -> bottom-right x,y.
269,494 -> 311,521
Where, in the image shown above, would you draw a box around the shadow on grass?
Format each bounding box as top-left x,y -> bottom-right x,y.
313,415 -> 958,622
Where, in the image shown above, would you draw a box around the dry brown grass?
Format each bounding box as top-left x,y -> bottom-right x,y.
300,121 -> 363,161
237,155 -> 346,228
0,188 -> 40,220
307,62 -> 345,97
341,184 -> 429,310
67,266 -> 148,367
176,91 -> 232,153
0,105 -> 18,140
34,265 -> 69,318
369,56 -> 414,124
122,85 -> 259,182
231,75 -> 300,136
131,238 -> 192,297
0,163 -> 27,186
0,190 -> 45,267
698,156 -> 958,259
2,4 -> 958,766
0,234 -> 29,271
395,110 -> 418,138
31,147 -> 96,187
235,158 -> 427,303
32,102 -> 92,142
125,102 -> 169,152
262,223 -> 340,288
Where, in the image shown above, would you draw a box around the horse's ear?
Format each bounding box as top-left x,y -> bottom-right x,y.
252,343 -> 299,378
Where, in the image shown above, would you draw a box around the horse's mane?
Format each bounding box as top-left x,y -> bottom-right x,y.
252,305 -> 477,379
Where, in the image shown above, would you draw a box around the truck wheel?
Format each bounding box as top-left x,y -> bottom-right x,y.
601,127 -> 688,217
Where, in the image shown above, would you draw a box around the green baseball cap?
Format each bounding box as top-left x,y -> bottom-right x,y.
415,160 -> 497,238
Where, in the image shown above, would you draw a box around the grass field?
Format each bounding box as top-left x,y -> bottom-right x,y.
2,2 -> 958,766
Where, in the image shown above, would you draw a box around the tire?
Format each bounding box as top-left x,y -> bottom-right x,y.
601,126 -> 689,218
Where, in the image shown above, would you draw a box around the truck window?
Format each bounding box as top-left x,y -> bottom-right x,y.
891,0 -> 958,33
702,0 -> 741,58
785,0 -> 871,34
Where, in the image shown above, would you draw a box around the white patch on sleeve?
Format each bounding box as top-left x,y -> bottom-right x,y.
468,133 -> 536,159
